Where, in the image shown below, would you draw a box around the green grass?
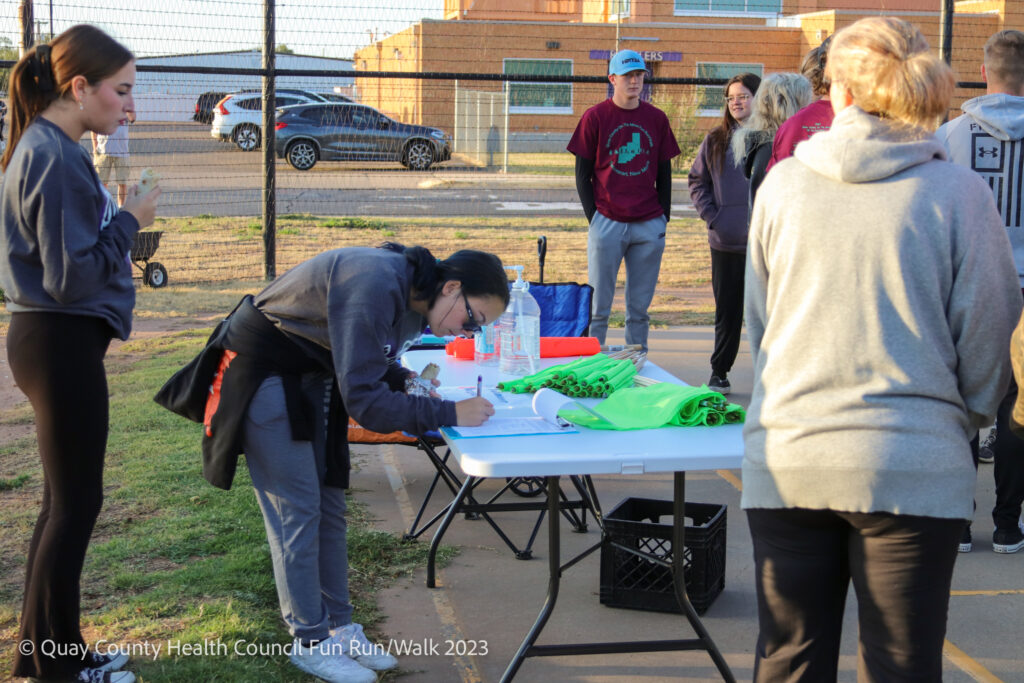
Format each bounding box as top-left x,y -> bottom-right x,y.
0,328 -> 456,681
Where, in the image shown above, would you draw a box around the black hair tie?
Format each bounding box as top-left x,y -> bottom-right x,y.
31,45 -> 55,93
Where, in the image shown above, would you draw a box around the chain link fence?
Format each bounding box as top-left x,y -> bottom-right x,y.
0,0 -> 994,284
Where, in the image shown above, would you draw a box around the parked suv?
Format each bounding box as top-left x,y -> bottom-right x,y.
193,91 -> 227,124
211,90 -> 326,151
274,103 -> 452,171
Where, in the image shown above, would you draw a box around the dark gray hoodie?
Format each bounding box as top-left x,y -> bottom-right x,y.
0,117 -> 139,339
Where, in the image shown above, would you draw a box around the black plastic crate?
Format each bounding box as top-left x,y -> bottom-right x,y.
599,497 -> 726,615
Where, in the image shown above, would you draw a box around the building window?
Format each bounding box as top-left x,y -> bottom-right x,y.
696,62 -> 763,117
675,0 -> 781,14
611,0 -> 631,17
503,58 -> 573,115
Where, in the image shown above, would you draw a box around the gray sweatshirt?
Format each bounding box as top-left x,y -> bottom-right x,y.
936,93 -> 1024,286
0,117 -> 139,339
254,247 -> 458,434
743,106 -> 1022,520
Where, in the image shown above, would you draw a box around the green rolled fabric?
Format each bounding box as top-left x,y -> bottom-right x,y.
558,382 -> 746,430
497,354 -> 639,398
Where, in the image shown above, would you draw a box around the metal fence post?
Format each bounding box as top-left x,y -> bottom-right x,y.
18,0 -> 33,56
503,81 -> 510,174
262,0 -> 276,280
940,0 -> 954,65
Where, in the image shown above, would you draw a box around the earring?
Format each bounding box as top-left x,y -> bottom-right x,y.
78,100 -> 84,111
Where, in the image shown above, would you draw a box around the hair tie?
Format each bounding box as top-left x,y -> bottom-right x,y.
31,45 -> 55,93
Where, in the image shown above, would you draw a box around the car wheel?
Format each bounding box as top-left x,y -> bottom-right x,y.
233,125 -> 260,152
404,141 -> 434,170
286,141 -> 317,170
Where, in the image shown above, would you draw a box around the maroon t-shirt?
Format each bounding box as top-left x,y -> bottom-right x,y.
765,99 -> 835,173
567,99 -> 681,223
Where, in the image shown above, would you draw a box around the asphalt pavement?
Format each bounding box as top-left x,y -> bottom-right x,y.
351,326 -> 1024,683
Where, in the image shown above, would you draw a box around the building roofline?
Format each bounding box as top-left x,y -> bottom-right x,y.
137,49 -> 352,63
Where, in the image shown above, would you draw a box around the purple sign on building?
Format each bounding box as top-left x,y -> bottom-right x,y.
590,49 -> 682,62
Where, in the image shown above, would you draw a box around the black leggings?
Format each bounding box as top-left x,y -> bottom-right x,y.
710,247 -> 745,376
9,312 -> 113,679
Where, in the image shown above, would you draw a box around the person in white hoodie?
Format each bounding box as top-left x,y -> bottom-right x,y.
743,17 -> 1022,681
936,29 -> 1024,555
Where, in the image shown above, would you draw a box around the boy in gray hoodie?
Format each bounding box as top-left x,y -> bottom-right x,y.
937,29 -> 1024,554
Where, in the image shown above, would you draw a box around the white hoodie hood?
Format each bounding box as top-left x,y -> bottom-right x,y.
793,106 -> 946,184
960,93 -> 1024,141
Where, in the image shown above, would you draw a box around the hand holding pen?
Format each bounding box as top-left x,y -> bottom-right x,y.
456,374 -> 493,426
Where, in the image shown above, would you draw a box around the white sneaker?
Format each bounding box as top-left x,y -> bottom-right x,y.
331,623 -> 398,672
288,639 -> 377,683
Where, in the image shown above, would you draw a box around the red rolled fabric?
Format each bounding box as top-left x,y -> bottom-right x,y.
445,336 -> 600,360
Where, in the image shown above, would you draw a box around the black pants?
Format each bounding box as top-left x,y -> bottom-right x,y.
9,312 -> 113,679
993,375 -> 1024,531
747,507 -> 963,683
710,247 -> 745,376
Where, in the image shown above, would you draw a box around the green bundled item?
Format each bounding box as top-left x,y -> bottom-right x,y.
497,353 -> 637,398
558,382 -> 746,430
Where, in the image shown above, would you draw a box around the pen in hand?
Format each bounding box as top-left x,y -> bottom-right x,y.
476,374 -> 483,397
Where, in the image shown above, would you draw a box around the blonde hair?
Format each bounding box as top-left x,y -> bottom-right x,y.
731,72 -> 812,165
825,16 -> 953,131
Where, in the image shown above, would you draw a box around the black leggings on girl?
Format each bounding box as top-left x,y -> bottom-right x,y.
9,312 -> 113,679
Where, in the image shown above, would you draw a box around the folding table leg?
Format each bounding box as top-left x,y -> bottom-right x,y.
500,476 -> 562,683
427,476 -> 476,588
672,472 -> 736,683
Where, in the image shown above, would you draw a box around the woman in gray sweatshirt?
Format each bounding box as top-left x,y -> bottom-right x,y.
742,17 -> 1022,681
0,26 -> 159,683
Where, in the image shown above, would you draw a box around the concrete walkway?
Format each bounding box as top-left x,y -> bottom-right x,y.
351,326 -> 1023,682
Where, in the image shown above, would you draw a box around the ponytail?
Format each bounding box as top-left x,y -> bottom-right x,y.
2,25 -> 133,170
379,242 -> 509,308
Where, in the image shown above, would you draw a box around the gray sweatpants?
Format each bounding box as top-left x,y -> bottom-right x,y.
242,374 -> 353,643
587,211 -> 667,351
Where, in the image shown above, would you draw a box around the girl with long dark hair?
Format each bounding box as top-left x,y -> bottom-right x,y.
158,243 -> 509,683
1,24 -> 160,683
688,72 -> 761,394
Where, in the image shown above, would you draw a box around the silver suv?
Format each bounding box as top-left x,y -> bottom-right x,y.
211,90 -> 326,151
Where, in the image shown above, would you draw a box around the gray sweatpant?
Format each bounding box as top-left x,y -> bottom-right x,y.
243,374 -> 353,643
587,211 -> 667,351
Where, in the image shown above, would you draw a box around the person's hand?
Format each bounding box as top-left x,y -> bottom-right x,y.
455,397 -> 495,426
120,184 -> 161,229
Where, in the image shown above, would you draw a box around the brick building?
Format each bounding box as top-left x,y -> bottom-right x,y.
353,0 -> 1020,152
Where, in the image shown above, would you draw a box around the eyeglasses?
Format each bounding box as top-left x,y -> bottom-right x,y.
461,292 -> 482,334
726,94 -> 751,104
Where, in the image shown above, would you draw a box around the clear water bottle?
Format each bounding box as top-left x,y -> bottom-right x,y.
474,321 -> 499,366
499,266 -> 541,376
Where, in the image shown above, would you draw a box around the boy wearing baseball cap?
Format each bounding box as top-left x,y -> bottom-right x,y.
567,49 -> 680,352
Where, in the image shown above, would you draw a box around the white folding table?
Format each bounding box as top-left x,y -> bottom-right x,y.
403,349 -> 744,682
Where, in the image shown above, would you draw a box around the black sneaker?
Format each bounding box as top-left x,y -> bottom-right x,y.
708,374 -> 731,395
958,525 -> 972,553
75,667 -> 136,683
978,428 -> 996,464
993,519 -> 1024,554
86,650 -> 129,672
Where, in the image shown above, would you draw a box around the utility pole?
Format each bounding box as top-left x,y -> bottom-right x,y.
18,0 -> 33,56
